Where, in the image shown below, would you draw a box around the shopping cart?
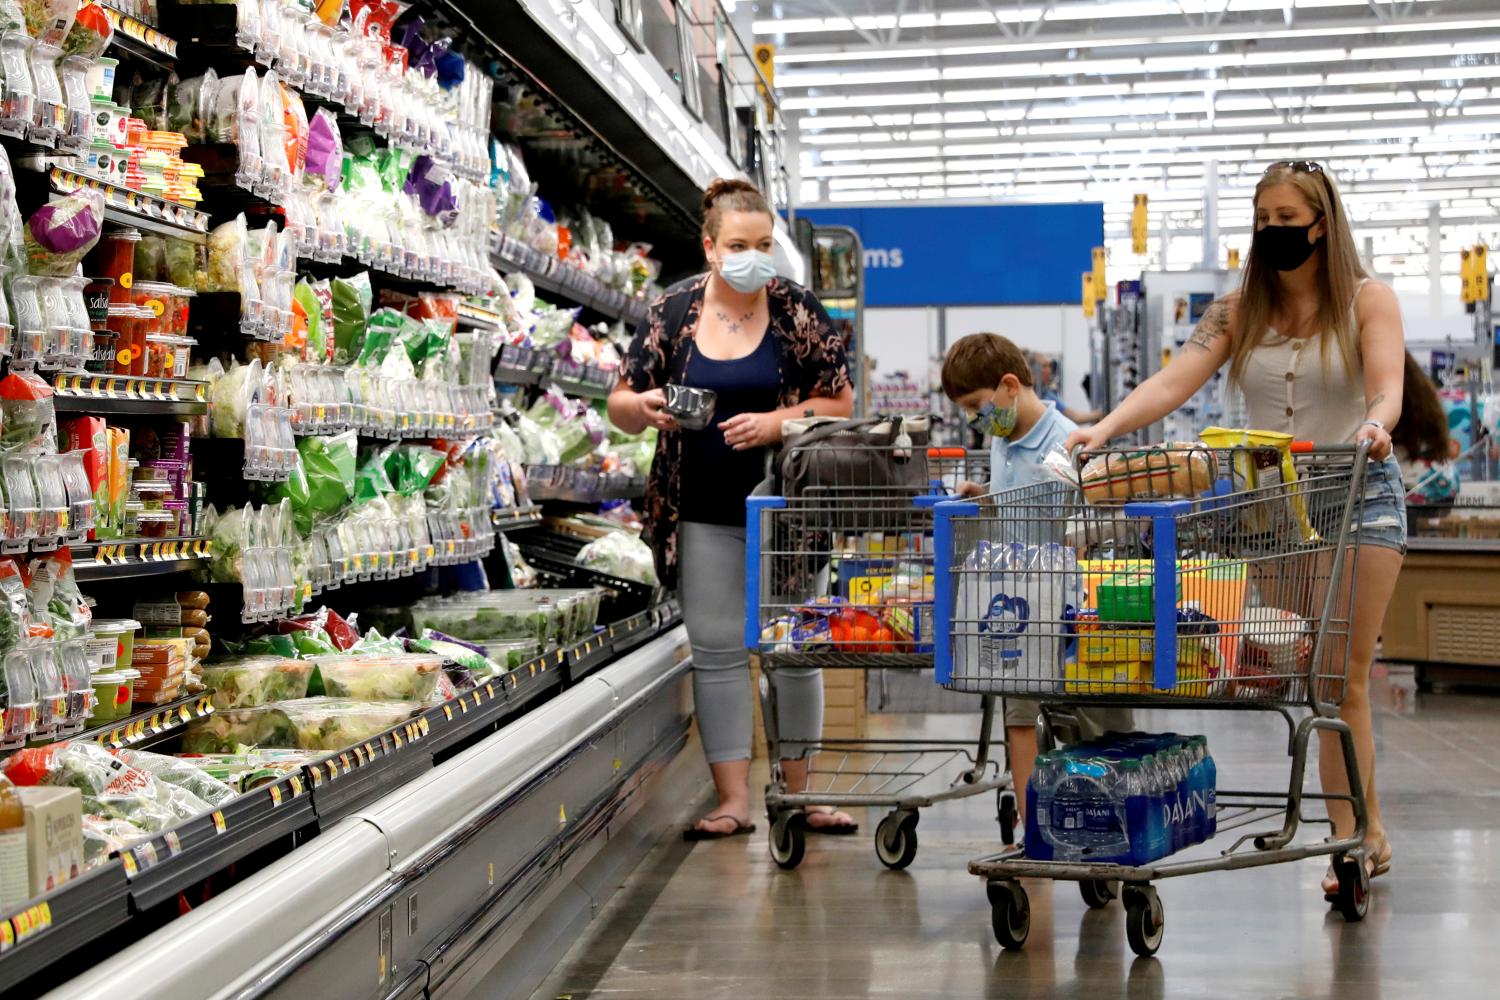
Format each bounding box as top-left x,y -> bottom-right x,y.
746,440 -> 1012,872
932,442 -> 1373,957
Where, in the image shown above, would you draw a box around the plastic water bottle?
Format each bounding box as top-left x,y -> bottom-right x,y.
1194,736 -> 1218,840
979,543 -> 1031,681
1043,755 -> 1129,861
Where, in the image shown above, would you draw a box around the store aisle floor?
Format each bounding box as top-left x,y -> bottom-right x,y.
532,669 -> 1500,1000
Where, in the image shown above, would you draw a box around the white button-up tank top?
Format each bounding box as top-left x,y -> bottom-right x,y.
1240,280 -> 1368,445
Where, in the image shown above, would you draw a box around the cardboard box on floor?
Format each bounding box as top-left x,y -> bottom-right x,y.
749,654 -> 866,759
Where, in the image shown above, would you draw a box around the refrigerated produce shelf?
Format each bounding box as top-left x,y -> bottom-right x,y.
49,167 -> 209,242
0,863 -> 129,995
52,374 -> 210,416
71,537 -> 212,582
74,693 -> 215,751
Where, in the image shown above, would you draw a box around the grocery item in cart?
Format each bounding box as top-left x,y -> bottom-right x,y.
182,697 -> 420,752
307,652 -> 441,703
201,657 -> 315,709
1234,607 -> 1311,697
1198,426 -> 1317,541
1074,444 -> 1214,504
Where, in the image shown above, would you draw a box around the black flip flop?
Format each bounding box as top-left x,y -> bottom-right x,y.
683,814 -> 757,841
802,809 -> 859,836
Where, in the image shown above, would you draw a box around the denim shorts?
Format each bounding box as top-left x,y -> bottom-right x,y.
1355,456 -> 1408,554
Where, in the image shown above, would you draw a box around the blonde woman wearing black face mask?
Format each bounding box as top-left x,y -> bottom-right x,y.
609,179 -> 855,840
1068,161 -> 1405,897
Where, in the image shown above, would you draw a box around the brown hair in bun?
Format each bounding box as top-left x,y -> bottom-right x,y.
702,178 -> 772,240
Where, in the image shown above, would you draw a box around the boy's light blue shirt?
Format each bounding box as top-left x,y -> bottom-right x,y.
989,402 -> 1077,493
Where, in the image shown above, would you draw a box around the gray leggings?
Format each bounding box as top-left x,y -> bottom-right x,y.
679,520 -> 823,764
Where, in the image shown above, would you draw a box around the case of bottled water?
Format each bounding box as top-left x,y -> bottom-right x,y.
1023,732 -> 1217,865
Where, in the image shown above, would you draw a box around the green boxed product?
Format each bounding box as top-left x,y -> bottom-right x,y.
1096,573 -> 1180,624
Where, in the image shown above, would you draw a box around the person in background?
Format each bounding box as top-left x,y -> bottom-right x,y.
940,332 -> 1133,824
608,178 -> 857,841
1066,160 -> 1405,894
1031,352 -> 1103,424
1393,351 -> 1460,505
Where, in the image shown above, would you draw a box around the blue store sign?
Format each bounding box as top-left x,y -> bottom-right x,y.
797,204 -> 1104,308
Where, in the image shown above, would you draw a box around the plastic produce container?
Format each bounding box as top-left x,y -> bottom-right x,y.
182,697 -> 422,753
307,653 -> 442,703
201,657 -> 315,710
90,618 -> 141,671
88,670 -> 131,723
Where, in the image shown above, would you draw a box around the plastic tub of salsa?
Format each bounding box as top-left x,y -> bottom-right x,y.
91,227 -> 139,304
131,281 -> 173,336
106,303 -> 148,376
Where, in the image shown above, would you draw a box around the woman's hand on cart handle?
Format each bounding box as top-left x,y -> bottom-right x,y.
1064,425 -> 1111,455
1354,419 -> 1393,461
956,480 -> 985,498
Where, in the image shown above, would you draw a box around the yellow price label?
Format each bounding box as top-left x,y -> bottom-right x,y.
289,775 -> 304,796
212,810 -> 227,834
121,852 -> 138,876
443,704 -> 454,720
268,785 -> 283,807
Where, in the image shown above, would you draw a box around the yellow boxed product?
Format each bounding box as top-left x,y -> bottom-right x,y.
1151,646 -> 1224,698
1077,628 -> 1153,664
18,786 -> 84,897
1065,660 -> 1149,694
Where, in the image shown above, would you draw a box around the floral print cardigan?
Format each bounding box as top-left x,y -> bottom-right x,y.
621,272 -> 851,591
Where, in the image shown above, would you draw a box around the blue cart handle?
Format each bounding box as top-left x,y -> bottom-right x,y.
745,496 -> 788,650
932,499 -> 979,686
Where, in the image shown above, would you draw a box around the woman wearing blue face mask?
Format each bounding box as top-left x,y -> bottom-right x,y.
609,178 -> 855,841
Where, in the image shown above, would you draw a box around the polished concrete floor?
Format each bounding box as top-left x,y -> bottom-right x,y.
532,666 -> 1500,1000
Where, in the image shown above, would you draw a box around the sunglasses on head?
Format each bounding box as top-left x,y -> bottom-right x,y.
1267,159 -> 1324,175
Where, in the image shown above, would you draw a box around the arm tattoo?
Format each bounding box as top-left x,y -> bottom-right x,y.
1365,393 -> 1386,416
1186,301 -> 1231,352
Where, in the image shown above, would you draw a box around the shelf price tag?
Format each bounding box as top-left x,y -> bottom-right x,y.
178,705 -> 191,723
164,831 -> 182,856
211,811 -> 227,835
1,917 -> 14,952
418,718 -> 429,737
442,704 -> 453,721
288,775 -> 304,797
268,785 -> 283,807
120,852 -> 138,877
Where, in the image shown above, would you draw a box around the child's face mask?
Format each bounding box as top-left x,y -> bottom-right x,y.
966,384 -> 1019,438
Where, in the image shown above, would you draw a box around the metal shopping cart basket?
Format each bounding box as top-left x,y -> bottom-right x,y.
746,437 -> 1011,872
932,442 -> 1374,957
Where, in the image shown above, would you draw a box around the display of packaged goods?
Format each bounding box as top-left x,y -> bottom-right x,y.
176,748 -> 318,793
306,652 -> 441,703
15,784 -> 85,899
181,697 -> 422,753
201,656 -> 314,709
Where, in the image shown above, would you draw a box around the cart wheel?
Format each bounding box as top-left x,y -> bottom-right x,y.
769,814 -> 806,871
875,813 -> 919,870
997,791 -> 1018,846
1333,855 -> 1370,922
988,881 -> 1030,951
1123,885 -> 1164,958
1080,879 -> 1119,910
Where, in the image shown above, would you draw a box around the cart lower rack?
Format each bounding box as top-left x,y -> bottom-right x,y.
932,442 -> 1376,956
746,442 -> 1012,871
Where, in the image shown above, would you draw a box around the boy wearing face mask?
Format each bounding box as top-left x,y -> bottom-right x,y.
940,333 -> 1133,824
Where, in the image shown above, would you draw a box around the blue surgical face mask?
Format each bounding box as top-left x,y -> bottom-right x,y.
718,249 -> 777,293
967,395 -> 1019,438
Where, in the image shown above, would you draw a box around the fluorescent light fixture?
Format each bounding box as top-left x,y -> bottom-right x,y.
779,64 -> 1500,113
754,0 -> 1447,36
773,15 -> 1500,65
777,39 -> 1500,89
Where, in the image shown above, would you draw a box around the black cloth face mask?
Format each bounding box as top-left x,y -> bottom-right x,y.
1253,221 -> 1323,272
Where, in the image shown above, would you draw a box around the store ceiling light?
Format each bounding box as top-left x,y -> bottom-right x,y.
753,0 -> 1446,36
771,14 -> 1500,65
779,62 -> 1500,112
777,39 -> 1500,89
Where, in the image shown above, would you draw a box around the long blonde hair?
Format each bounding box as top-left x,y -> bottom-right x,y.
1229,164 -> 1367,387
